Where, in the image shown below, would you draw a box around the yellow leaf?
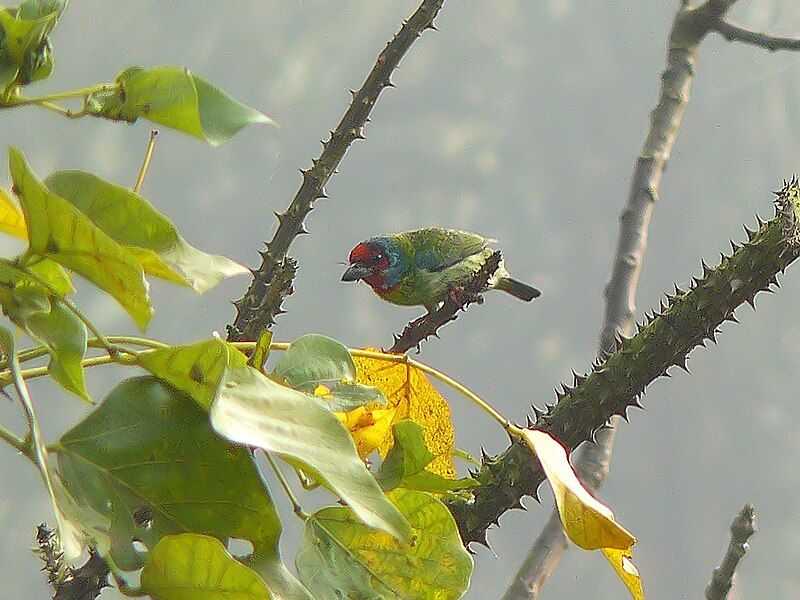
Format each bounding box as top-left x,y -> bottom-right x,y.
336,406 -> 397,458
352,350 -> 456,479
522,429 -> 634,550
0,187 -> 27,240
602,548 -> 645,600
522,429 -> 644,599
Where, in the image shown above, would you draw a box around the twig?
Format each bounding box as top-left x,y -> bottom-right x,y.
0,422 -> 30,457
133,130 -> 158,193
704,504 -> 756,600
504,2 -> 800,597
389,251 -> 502,354
264,451 -> 309,521
446,180 -> 800,548
712,20 -> 800,52
227,0 -> 445,341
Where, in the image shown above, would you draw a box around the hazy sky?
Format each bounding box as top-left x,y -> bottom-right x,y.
2,2 -> 800,598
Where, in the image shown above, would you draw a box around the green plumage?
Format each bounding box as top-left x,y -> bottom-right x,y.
345,227 -> 541,312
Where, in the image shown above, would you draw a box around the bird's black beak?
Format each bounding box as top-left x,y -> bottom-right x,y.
342,263 -> 372,282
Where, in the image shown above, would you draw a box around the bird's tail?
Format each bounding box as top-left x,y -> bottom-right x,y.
494,276 -> 541,302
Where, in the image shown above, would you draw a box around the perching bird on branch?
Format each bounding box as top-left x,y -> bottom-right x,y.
342,227 -> 541,312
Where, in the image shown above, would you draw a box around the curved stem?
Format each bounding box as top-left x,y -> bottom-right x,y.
0,354 -> 136,387
264,451 -> 308,521
232,341 -> 511,432
14,336 -> 166,366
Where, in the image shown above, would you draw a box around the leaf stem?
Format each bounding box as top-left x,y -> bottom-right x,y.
0,354 -> 135,387
264,451 -> 308,521
5,336 -> 166,373
2,335 -> 60,519
15,83 -> 118,104
133,130 -> 159,194
0,421 -> 32,459
35,101 -> 86,119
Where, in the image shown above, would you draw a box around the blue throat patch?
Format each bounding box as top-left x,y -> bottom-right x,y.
369,236 -> 409,289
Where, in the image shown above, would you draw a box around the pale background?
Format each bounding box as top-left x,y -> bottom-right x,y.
1,1 -> 800,598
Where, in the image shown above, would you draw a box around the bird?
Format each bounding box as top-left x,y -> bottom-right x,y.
342,227 -> 541,312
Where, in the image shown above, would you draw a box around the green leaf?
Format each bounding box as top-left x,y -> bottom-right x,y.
28,258 -> 73,296
51,376 -> 282,571
296,489 -> 473,600
271,334 -> 385,412
45,170 -> 248,293
141,534 -> 271,600
193,75 -> 275,146
8,147 -> 152,329
376,421 -> 476,493
0,0 -> 65,88
137,338 -> 248,410
210,365 -> 412,543
90,66 -> 273,146
0,258 -> 87,400
25,302 -> 88,400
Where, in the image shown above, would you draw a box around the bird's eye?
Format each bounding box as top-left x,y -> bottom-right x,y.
374,253 -> 384,262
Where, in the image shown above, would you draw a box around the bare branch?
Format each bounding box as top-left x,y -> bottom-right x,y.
504,1 -> 721,594
704,504 -> 757,600
712,19 -> 800,52
227,0 -> 445,341
504,0 -> 794,595
388,251 -> 502,354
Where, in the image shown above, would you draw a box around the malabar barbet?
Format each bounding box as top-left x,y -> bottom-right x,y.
342,227 -> 541,312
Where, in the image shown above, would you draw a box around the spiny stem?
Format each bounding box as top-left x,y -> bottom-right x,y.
264,451 -> 308,521
449,182 -> 800,547
133,130 -> 159,194
227,0 -> 446,341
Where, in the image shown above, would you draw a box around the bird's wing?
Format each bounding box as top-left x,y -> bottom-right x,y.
404,228 -> 491,272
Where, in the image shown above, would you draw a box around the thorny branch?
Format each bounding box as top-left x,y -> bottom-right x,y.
447,180 -> 800,550
227,0 -> 446,341
704,504 -> 757,600
504,1 -> 800,596
36,524 -> 110,600
388,251 -> 502,354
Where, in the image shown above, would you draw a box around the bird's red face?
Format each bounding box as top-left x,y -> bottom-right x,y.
342,242 -> 392,289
